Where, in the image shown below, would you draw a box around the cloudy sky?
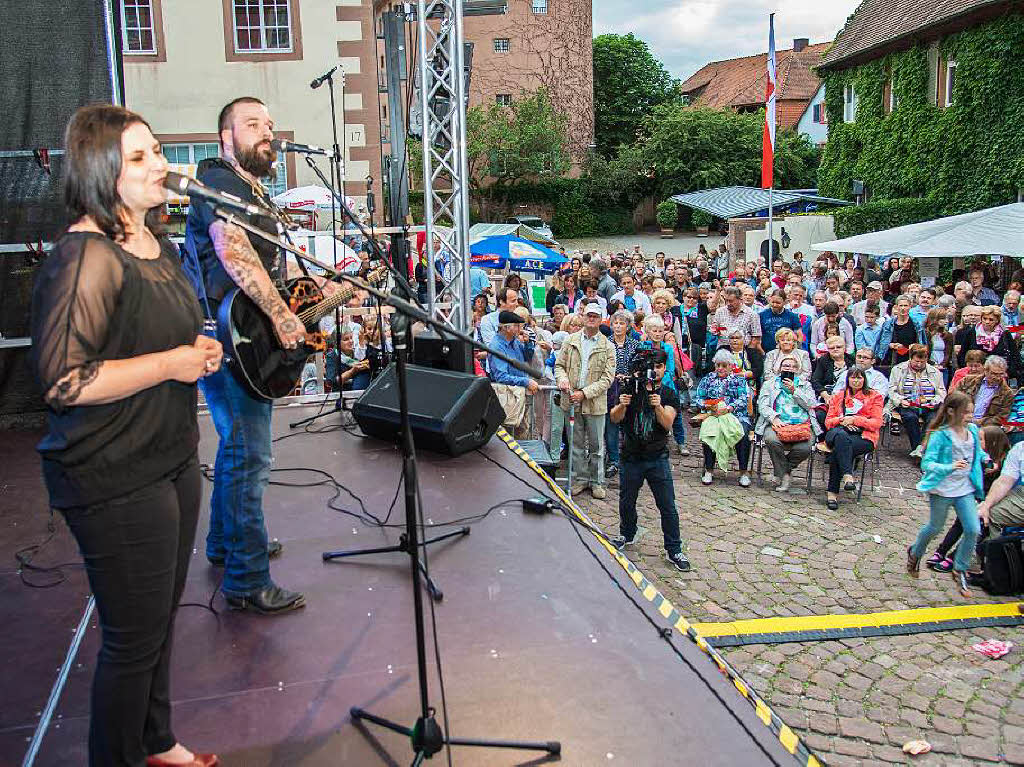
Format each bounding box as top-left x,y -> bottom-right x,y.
593,0 -> 861,81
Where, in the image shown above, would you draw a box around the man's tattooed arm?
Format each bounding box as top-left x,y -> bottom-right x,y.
210,220 -> 297,333
45,360 -> 103,410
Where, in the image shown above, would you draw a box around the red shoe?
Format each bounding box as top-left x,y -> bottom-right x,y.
145,754 -> 218,767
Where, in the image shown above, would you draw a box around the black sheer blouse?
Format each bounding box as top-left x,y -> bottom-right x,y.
30,232 -> 203,508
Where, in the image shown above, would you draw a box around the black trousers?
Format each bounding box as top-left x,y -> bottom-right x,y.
60,455 -> 201,767
824,428 -> 873,492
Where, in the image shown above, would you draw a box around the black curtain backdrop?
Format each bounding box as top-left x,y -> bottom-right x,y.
0,0 -> 120,243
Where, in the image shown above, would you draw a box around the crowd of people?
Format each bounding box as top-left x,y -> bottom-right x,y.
475,246 -> 1024,596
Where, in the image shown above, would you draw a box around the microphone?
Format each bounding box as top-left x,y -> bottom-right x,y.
310,65 -> 338,89
270,138 -> 328,156
163,172 -> 270,218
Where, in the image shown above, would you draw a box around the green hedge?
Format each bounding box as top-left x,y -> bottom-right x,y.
831,197 -> 947,238
476,179 -> 635,239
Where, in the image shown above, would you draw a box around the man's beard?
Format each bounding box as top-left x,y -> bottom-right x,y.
235,140 -> 276,179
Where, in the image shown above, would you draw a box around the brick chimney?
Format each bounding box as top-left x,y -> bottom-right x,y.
793,37 -> 809,52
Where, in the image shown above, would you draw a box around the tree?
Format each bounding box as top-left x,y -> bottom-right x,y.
630,104 -> 820,198
466,88 -> 570,191
593,33 -> 680,158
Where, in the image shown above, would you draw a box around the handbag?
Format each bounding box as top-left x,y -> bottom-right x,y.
775,421 -> 811,443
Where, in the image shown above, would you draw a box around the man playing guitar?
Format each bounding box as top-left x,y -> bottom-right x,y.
185,97 -> 330,614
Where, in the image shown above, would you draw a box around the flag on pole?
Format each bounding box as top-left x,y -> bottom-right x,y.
761,13 -> 776,189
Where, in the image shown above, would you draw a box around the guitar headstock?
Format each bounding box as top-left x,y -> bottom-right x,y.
366,265 -> 389,286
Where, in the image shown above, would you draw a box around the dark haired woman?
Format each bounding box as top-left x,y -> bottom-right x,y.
30,105 -> 220,766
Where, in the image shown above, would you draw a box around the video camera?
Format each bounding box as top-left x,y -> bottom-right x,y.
623,347 -> 666,399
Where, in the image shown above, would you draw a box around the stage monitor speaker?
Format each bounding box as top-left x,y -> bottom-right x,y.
352,363 -> 503,456
412,330 -> 474,374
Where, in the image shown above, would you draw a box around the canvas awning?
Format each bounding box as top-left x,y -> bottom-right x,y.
812,203 -> 1024,258
670,186 -> 849,219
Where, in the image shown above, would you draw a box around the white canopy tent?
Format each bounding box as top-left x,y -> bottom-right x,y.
812,203 -> 1024,258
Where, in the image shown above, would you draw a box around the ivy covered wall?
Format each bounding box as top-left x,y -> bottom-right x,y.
818,12 -> 1024,237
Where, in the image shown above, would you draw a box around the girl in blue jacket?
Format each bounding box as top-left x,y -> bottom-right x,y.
906,391 -> 986,597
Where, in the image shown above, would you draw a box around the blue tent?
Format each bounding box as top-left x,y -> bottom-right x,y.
469,235 -> 567,274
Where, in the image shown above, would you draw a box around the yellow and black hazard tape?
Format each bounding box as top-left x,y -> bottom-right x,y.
694,602 -> 1024,647
494,428 -> 821,767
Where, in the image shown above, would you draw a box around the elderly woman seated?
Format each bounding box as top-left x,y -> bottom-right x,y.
755,356 -> 820,491
887,343 -> 947,458
694,349 -> 752,487
763,327 -> 811,380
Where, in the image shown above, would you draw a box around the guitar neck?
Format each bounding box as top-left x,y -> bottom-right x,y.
300,284 -> 358,326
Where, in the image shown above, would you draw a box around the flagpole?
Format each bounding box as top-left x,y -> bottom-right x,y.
763,12 -> 776,268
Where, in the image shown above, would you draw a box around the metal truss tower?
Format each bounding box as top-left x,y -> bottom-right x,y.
416,0 -> 472,333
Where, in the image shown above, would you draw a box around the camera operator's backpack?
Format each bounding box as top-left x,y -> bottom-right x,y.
976,529 -> 1024,595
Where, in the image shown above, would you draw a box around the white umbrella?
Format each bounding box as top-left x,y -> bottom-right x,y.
812,203 -> 1024,258
288,228 -> 361,273
272,185 -> 356,213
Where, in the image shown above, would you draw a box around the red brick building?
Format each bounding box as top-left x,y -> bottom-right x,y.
679,38 -> 830,130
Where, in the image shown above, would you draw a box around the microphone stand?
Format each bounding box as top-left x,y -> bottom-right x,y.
290,65 -> 350,429
213,207 -> 560,764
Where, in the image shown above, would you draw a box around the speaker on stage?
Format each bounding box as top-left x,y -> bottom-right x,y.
412,329 -> 474,374
352,363 -> 503,456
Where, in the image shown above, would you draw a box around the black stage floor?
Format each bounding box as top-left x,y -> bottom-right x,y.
1,405 -> 797,766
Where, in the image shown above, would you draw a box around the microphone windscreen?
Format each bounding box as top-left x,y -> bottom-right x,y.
163,171 -> 188,192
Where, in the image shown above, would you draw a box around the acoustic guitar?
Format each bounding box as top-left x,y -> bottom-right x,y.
217,265 -> 388,400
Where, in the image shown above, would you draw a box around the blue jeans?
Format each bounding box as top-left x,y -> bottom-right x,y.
672,410 -> 686,446
605,415 -> 621,467
618,452 -> 681,555
911,493 -> 981,573
200,368 -> 273,597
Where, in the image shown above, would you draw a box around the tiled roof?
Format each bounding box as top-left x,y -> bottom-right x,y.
679,42 -> 830,111
819,0 -> 1006,69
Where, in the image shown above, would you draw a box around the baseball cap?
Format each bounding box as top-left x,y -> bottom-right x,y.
867,281 -> 883,290
583,303 -> 605,317
498,310 -> 526,324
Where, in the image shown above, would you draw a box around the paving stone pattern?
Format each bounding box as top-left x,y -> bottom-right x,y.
577,427 -> 1024,765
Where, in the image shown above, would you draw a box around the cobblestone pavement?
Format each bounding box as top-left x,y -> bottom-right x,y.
574,426 -> 1024,766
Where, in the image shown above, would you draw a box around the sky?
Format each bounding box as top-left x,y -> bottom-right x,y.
592,0 -> 862,82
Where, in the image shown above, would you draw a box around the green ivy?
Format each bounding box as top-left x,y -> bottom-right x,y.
819,11 -> 1024,236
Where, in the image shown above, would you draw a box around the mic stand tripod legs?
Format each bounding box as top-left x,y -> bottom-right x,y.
322,526 -> 469,602
343,323 -> 560,764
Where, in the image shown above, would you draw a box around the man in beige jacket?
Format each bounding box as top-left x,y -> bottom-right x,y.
555,302 -> 615,498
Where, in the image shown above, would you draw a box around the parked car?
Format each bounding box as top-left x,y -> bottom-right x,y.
505,215 -> 553,240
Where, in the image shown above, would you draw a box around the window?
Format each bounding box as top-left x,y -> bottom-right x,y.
843,84 -> 858,123
888,78 -> 898,113
122,0 -> 156,53
945,60 -> 957,107
812,102 -> 827,124
493,38 -> 510,53
161,142 -> 286,198
531,0 -> 547,13
496,94 -> 512,106
233,0 -> 292,52
161,142 -> 221,165
264,152 -> 288,198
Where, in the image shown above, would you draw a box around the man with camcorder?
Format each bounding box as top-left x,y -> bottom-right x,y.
609,348 -> 691,572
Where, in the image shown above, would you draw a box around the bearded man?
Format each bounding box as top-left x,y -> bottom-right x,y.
184,97 -> 309,615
